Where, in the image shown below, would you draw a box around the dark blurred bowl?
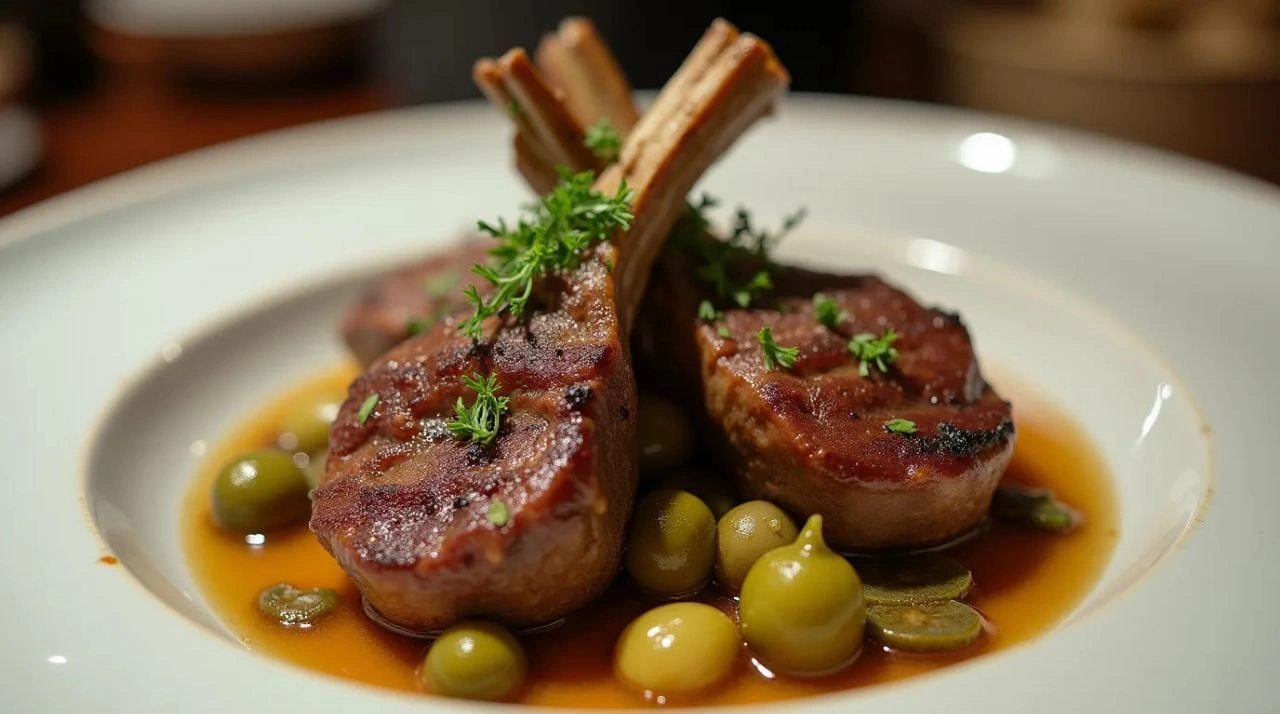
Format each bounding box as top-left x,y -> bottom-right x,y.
930,4 -> 1280,183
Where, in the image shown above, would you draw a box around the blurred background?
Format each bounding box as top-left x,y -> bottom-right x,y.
1,0 -> 1277,217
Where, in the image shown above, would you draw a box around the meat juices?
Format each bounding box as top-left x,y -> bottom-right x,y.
312,22 -> 790,633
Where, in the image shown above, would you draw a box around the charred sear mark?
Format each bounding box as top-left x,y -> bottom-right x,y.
565,384 -> 593,408
619,404 -> 630,420
917,419 -> 1014,457
466,441 -> 496,464
452,495 -> 471,509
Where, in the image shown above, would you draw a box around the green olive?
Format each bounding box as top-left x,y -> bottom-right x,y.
625,489 -> 716,597
637,394 -> 694,474
211,450 -> 310,533
615,602 -> 740,697
421,621 -> 526,701
715,501 -> 798,593
659,468 -> 738,519
857,553 -> 973,605
865,601 -> 983,652
739,514 -> 865,675
278,390 -> 344,454
257,583 -> 338,628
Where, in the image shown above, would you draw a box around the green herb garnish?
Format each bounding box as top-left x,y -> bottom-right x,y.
813,293 -> 847,329
756,326 -> 799,371
461,170 -> 633,339
884,418 -> 917,435
447,373 -> 511,445
717,326 -> 732,338
584,118 -> 622,164
849,328 -> 900,377
356,394 -> 379,424
487,500 -> 510,527
405,318 -> 428,336
506,100 -> 522,119
679,196 -> 805,309
697,299 -> 722,322
732,271 -> 773,308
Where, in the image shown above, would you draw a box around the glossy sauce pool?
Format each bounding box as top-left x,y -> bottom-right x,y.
182,364 -> 1118,707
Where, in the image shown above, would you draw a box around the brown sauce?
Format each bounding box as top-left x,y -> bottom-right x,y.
182,364 -> 1118,707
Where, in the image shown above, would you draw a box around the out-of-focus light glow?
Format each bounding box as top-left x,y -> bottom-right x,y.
48,655 -> 66,664
957,132 -> 1017,174
906,238 -> 967,275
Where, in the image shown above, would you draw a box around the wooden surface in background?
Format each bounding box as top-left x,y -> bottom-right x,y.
0,71 -> 391,218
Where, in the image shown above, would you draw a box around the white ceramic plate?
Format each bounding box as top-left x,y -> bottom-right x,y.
0,97 -> 1276,713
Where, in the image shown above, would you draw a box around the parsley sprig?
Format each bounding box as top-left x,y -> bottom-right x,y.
678,195 -> 805,310
813,293 -> 848,330
849,328 -> 899,377
584,118 -> 622,164
461,170 -> 633,339
447,373 -> 511,445
756,326 -> 799,371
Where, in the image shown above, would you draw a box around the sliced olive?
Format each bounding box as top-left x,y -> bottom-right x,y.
739,515 -> 865,675
614,602 -> 740,697
866,601 -> 983,652
637,394 -> 694,474
992,485 -> 1081,533
278,390 -> 344,454
211,450 -> 310,533
857,553 -> 973,605
659,468 -> 738,519
257,583 -> 339,627
715,501 -> 798,593
421,621 -> 526,701
625,489 -> 716,597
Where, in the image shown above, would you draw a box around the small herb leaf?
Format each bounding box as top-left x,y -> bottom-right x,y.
813,293 -> 848,330
447,373 -> 511,445
487,500 -> 510,527
584,118 -> 622,164
756,326 -> 799,371
697,300 -> 722,322
356,394 -> 380,424
884,418 -> 917,434
849,328 -> 900,377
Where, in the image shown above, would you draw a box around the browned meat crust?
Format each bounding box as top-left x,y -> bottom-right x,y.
340,239 -> 489,367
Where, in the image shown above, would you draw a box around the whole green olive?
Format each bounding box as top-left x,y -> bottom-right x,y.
615,602 -> 740,697
625,489 -> 716,597
278,390 -> 344,454
420,620 -> 526,701
659,468 -> 738,519
211,450 -> 310,533
715,501 -> 798,593
739,514 -> 866,675
637,394 -> 694,475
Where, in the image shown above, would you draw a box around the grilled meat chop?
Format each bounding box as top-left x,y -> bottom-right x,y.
312,22 -> 790,632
